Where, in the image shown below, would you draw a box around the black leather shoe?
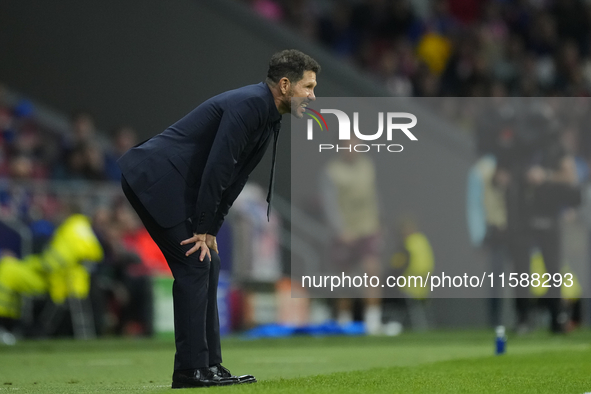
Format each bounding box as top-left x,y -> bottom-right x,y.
172,367 -> 238,388
209,364 -> 257,384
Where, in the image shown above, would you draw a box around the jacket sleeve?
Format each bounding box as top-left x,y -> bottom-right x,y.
207,174 -> 250,236
192,96 -> 266,234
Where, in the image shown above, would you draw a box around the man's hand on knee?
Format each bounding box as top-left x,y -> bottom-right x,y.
180,233 -> 211,262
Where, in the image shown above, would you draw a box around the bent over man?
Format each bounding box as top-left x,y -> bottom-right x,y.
118,49 -> 319,388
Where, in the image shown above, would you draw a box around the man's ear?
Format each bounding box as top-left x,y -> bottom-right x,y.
279,77 -> 291,95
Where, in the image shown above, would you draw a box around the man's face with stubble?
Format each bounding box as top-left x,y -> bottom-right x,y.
288,70 -> 317,118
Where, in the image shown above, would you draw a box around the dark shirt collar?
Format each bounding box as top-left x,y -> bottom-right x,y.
261,82 -> 282,123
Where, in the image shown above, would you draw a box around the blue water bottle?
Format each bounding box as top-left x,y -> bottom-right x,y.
495,325 -> 506,355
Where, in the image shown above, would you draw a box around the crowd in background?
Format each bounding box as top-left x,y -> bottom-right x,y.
245,0 -> 591,201
0,85 -> 137,185
0,85 -> 168,337
5,0 -> 591,234
245,0 -> 591,97
0,85 -> 144,234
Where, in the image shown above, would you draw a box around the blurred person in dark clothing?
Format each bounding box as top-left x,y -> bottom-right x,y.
472,91 -> 513,327
54,111 -> 107,181
105,126 -> 138,181
81,143 -> 108,181
84,143 -> 108,180
56,142 -> 107,181
496,101 -> 579,334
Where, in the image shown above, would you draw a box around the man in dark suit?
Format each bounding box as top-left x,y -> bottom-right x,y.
118,50 -> 319,388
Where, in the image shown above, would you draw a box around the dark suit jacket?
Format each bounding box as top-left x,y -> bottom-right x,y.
118,82 -> 282,236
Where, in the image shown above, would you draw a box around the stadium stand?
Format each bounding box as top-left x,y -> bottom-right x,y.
243,0 -> 591,99
1,0 -> 590,338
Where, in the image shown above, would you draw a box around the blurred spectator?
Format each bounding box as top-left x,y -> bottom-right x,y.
320,137 -> 383,334
468,96 -> 511,327
384,216 -> 434,331
54,111 -> 109,181
71,110 -> 96,146
492,100 -> 579,334
317,2 -> 358,60
416,31 -> 452,76
105,126 -> 138,181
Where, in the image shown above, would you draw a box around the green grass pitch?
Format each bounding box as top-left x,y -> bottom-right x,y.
0,330 -> 590,393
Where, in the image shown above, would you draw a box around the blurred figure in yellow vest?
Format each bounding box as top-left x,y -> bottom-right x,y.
390,217 -> 434,299
0,214 -> 103,340
385,217 -> 434,332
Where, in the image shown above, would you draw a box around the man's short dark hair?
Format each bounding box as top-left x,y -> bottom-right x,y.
266,49 -> 320,84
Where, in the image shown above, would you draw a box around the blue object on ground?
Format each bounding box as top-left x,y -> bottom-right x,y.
243,321 -> 366,339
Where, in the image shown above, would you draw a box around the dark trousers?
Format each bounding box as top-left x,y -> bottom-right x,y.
486,226 -> 510,327
121,176 -> 222,370
509,222 -> 562,330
